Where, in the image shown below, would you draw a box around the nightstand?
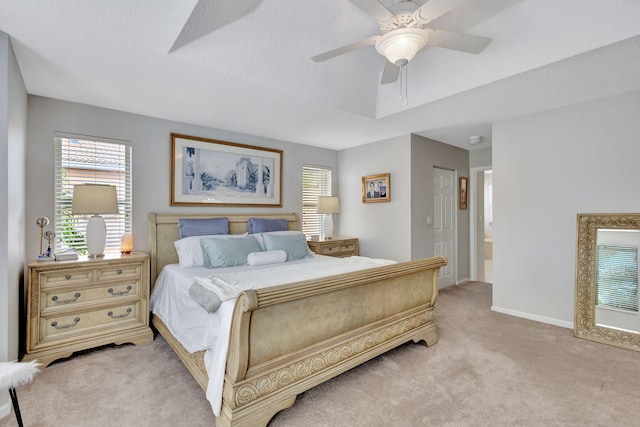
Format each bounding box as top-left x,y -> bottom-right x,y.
23,252 -> 153,367
307,237 -> 359,258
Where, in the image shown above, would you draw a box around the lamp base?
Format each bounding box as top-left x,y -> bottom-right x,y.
86,215 -> 107,257
323,214 -> 334,239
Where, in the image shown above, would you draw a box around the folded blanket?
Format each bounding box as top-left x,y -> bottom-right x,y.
188,283 -> 223,313
247,250 -> 287,266
189,256 -> 396,313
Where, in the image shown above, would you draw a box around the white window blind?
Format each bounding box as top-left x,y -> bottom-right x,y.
54,133 -> 132,255
596,244 -> 639,312
302,165 -> 332,237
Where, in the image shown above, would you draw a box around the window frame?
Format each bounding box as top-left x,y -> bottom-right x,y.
53,132 -> 132,255
302,165 -> 333,238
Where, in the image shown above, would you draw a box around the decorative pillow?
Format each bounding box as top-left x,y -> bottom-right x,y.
174,233 -> 247,268
261,232 -> 312,261
178,217 -> 229,239
254,230 -> 303,250
247,218 -> 288,234
247,250 -> 287,266
200,235 -> 263,268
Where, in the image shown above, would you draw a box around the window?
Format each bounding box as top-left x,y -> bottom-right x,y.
54,133 -> 132,255
302,165 -> 332,237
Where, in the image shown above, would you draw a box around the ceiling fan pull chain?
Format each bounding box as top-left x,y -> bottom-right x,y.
400,65 -> 408,106
404,65 -> 408,106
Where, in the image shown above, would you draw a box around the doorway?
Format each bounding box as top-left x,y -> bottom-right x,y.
470,167 -> 493,283
434,167 -> 456,287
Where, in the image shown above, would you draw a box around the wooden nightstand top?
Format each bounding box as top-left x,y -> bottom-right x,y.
307,236 -> 356,243
30,251 -> 148,267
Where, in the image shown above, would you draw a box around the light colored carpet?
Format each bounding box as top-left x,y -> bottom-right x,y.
2,282 -> 639,427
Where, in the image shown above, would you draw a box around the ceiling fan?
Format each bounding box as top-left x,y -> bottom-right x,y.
312,0 -> 492,84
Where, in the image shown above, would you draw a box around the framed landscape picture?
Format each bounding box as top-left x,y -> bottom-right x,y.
171,133 -> 282,207
362,173 -> 390,203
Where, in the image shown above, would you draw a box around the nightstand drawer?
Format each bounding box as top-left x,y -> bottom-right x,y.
308,237 -> 359,258
319,242 -> 356,255
39,302 -> 142,343
40,280 -> 141,312
40,269 -> 93,288
96,263 -> 142,281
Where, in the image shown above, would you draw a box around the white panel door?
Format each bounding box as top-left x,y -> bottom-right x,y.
434,167 -> 456,287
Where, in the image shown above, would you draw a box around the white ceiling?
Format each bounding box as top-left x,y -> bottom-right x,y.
2,0 -> 640,151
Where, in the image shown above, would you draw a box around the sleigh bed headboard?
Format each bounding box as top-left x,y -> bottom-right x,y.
147,212 -> 301,286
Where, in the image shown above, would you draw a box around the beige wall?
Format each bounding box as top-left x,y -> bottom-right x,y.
493,89 -> 640,327
338,133 -> 470,284
338,135 -> 412,261
25,96 -> 339,262
410,135 -> 470,282
0,31 -> 28,418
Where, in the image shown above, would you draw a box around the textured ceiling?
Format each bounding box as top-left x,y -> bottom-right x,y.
2,0 -> 640,150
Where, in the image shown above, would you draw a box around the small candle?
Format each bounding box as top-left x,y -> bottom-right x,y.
120,234 -> 133,254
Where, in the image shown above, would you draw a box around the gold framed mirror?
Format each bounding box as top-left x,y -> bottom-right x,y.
575,213 -> 640,351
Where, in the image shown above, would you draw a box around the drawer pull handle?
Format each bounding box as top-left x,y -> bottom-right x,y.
51,293 -> 81,304
108,285 -> 133,296
116,269 -> 122,274
107,308 -> 132,319
65,274 -> 71,280
51,317 -> 80,329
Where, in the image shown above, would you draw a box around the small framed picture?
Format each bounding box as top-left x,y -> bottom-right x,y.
362,173 -> 390,203
459,176 -> 468,210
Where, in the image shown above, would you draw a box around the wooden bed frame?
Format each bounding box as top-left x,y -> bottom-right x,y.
148,212 -> 446,427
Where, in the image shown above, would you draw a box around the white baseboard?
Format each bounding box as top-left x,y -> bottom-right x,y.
456,277 -> 470,285
0,401 -> 10,420
491,305 -> 573,329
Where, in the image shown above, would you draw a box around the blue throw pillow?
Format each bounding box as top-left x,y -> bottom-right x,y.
247,218 -> 288,234
179,218 -> 229,239
261,232 -> 312,261
199,235 -> 263,268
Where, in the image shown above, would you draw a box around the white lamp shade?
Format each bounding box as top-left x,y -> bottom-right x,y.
375,28 -> 429,66
72,184 -> 119,215
317,196 -> 340,214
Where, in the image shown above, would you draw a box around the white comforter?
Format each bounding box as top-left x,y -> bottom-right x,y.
150,255 -> 395,416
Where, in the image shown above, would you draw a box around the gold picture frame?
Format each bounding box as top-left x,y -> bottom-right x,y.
362,173 -> 390,203
459,176 -> 468,210
171,133 -> 283,207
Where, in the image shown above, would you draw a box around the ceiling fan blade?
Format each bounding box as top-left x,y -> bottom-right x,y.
426,29 -> 491,54
380,60 -> 400,85
415,0 -> 467,23
312,36 -> 379,63
348,0 -> 395,23
169,0 -> 263,53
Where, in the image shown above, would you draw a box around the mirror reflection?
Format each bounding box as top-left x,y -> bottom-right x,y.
595,229 -> 639,333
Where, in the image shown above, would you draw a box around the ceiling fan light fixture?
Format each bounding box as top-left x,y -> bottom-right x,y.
375,28 -> 428,66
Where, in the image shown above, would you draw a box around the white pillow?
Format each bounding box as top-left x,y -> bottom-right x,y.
247,250 -> 287,266
254,230 -> 305,251
174,233 -> 248,267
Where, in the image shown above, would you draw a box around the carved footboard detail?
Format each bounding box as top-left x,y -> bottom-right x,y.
228,308 -> 436,407
218,256 -> 446,427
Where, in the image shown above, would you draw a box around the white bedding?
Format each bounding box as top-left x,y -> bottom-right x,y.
150,255 -> 396,416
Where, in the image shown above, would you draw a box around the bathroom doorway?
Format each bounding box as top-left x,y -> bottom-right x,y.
470,167 -> 493,283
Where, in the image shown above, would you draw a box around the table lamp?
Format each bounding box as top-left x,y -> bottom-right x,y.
317,196 -> 340,239
72,184 -> 119,257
